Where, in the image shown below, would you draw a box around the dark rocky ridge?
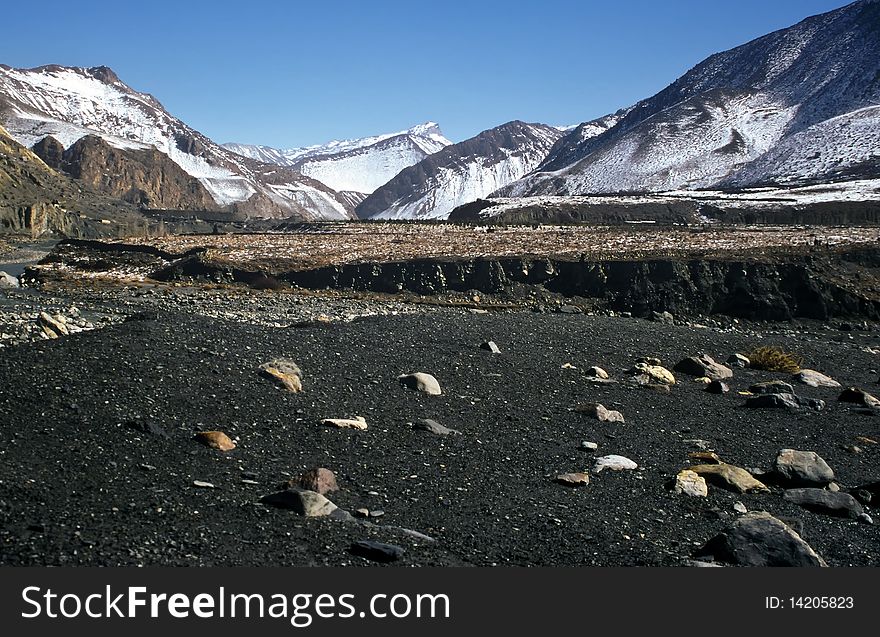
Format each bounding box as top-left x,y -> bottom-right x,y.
42,240 -> 880,322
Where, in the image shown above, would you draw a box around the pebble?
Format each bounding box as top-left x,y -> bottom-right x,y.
412,419 -> 459,435
555,472 -> 590,487
259,359 -> 303,393
580,441 -> 599,451
585,366 -> 609,379
260,489 -> 339,517
673,354 -> 733,380
672,470 -> 708,497
193,481 -> 215,489
480,341 -> 501,354
689,463 -> 770,494
398,372 -> 442,395
292,467 -> 339,495
773,449 -> 834,487
793,369 -> 841,388
321,416 -> 368,430
575,402 -> 625,423
193,430 -> 236,451
783,488 -> 867,521
592,455 -> 638,474
349,540 -> 405,563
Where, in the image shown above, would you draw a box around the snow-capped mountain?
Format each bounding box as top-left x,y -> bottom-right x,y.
223,122 -> 451,194
0,64 -> 353,220
501,0 -> 880,197
355,121 -> 565,220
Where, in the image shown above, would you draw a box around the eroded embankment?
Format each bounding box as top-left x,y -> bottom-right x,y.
36,239 -> 880,322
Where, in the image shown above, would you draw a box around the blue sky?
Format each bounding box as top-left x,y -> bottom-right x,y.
0,0 -> 852,147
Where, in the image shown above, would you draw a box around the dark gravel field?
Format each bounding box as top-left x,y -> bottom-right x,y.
1,301 -> 878,567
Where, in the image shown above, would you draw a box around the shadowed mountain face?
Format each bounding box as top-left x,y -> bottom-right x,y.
501,0 -> 880,196
0,65 -> 355,220
0,124 -> 149,237
355,121 -> 565,220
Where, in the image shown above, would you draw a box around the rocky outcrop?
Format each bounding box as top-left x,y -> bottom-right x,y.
42,135 -> 218,211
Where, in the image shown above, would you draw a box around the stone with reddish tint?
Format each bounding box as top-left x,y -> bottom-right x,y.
555,472 -> 590,487
293,468 -> 339,495
193,431 -> 236,451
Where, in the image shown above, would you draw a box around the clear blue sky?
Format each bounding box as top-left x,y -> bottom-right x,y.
0,0 -> 852,148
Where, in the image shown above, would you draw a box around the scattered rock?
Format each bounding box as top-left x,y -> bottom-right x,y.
193,480 -> 215,489
673,355 -> 733,380
349,540 -> 405,563
773,449 -> 834,487
793,369 -> 841,388
558,305 -> 581,314
260,489 -> 338,517
651,311 -> 674,324
585,366 -> 609,379
580,441 -> 599,451
398,372 -> 442,395
733,502 -> 748,514
555,472 -> 590,487
629,362 -> 676,386
39,312 -> 69,337
354,508 -> 370,518
695,511 -> 827,567
0,271 -> 20,288
705,380 -> 729,394
745,393 -> 801,410
292,468 -> 339,495
689,464 -> 770,494
851,481 -> 879,506
193,430 -> 236,451
259,359 -> 302,393
321,416 -> 368,430
749,380 -> 795,395
412,419 -> 459,435
480,341 -> 501,354
592,455 -> 637,474
689,451 -> 721,464
575,402 -> 625,423
672,470 -> 708,497
727,353 -> 750,368
783,489 -> 866,520
838,387 -> 880,409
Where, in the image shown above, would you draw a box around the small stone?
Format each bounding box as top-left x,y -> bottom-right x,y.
349,540 -> 405,563
321,416 -> 368,430
727,353 -> 750,368
585,366 -> 609,379
412,419 -> 459,435
689,464 -> 770,494
0,271 -> 20,288
672,470 -> 708,497
193,481 -> 215,489
260,489 -> 338,517
592,455 -> 638,474
689,451 -> 721,464
580,441 -> 599,451
558,305 -> 581,314
354,508 -> 370,518
695,511 -> 827,567
575,402 -> 625,423
673,354 -> 733,380
793,369 -> 841,388
733,502 -> 748,514
827,482 -> 840,492
629,362 -> 676,386
705,380 -> 729,394
773,449 -> 834,487
651,310 -> 674,324
636,357 -> 662,366
39,311 -> 69,337
398,372 -> 442,395
193,431 -> 236,451
745,393 -> 801,410
259,359 -> 303,393
555,472 -> 590,487
783,488 -> 865,520
480,341 -> 501,354
749,380 -> 795,395
838,387 -> 880,408
292,468 -> 339,495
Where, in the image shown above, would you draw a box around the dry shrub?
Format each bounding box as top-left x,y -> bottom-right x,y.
746,346 -> 803,373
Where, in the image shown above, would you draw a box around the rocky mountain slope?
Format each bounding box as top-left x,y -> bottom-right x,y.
501,0 -> 880,197
0,124 -> 148,237
224,122 -> 451,195
0,65 -> 354,220
355,121 -> 564,220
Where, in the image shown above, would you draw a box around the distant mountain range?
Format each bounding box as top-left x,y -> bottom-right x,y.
223,123 -> 450,195
0,0 -> 877,229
